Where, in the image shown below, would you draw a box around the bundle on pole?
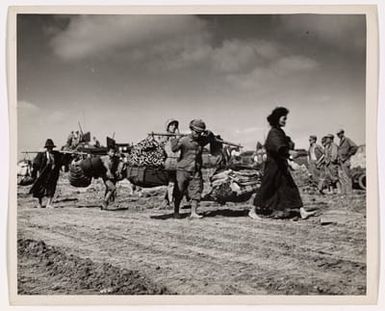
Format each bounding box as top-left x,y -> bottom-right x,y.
68,164 -> 92,188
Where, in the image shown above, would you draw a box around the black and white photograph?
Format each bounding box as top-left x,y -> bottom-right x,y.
8,5 -> 379,305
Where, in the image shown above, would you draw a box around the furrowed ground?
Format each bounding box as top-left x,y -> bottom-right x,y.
16,173 -> 366,295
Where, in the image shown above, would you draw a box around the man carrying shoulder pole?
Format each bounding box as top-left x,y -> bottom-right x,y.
170,119 -> 215,219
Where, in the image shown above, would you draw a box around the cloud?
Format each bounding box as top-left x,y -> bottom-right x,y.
162,39 -> 281,73
280,15 -> 366,51
50,15 -> 208,61
225,54 -> 318,91
272,55 -> 318,74
17,100 -> 39,112
49,15 -> 321,88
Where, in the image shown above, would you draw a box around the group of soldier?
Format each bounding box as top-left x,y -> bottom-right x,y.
307,129 -> 358,195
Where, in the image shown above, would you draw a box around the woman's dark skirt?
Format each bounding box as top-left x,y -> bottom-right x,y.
254,158 -> 303,218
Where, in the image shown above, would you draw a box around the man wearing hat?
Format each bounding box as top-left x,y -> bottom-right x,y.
323,134 -> 341,194
30,139 -> 63,208
336,129 -> 358,194
307,135 -> 324,184
171,119 -> 215,219
160,119 -> 181,209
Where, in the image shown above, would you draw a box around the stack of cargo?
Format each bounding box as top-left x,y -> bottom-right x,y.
204,169 -> 262,204
127,137 -> 167,167
126,137 -> 169,188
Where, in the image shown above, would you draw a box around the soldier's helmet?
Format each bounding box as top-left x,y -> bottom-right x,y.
189,119 -> 206,133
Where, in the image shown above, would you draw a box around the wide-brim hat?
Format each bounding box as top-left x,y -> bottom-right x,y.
44,138 -> 56,148
336,129 -> 345,135
165,119 -> 179,130
326,134 -> 334,139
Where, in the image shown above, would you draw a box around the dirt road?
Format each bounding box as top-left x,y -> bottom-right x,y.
17,175 -> 366,295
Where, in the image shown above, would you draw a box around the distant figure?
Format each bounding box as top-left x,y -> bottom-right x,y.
336,129 -> 358,194
100,147 -> 121,210
72,130 -> 80,149
316,136 -> 329,193
307,135 -> 324,183
171,119 -> 216,219
249,107 -> 315,220
323,134 -> 341,194
65,131 -> 74,149
254,141 -> 267,169
93,136 -> 101,148
161,119 -> 180,209
29,139 -> 63,208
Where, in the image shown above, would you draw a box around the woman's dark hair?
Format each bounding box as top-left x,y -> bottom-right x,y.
267,107 -> 289,127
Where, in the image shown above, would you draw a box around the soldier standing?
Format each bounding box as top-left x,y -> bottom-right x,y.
324,134 -> 341,194
308,135 -> 324,184
336,129 -> 358,194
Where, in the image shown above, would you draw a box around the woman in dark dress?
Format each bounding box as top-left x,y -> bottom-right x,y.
30,139 -> 63,208
249,107 -> 315,220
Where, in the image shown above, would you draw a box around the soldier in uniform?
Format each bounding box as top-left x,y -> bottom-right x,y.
324,134 -> 341,194
171,119 -> 215,219
336,129 -> 358,194
307,135 -> 324,184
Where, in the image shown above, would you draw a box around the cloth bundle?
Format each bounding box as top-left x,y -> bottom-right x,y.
127,137 -> 167,168
126,166 -> 169,188
205,169 -> 262,203
17,160 -> 35,186
211,169 -> 261,192
78,156 -> 106,178
68,163 -> 92,187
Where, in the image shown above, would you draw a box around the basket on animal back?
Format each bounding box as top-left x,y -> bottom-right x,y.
68,164 -> 92,187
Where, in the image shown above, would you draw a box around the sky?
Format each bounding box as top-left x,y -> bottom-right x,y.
17,14 -> 366,153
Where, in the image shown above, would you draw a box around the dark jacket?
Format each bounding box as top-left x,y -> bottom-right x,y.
254,127 -> 303,216
30,151 -> 62,198
338,136 -> 358,162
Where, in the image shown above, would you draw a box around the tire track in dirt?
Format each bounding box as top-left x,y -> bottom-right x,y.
18,205 -> 366,267
18,201 -> 366,295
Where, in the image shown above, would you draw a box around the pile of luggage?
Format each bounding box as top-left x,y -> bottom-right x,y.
204,169 -> 262,204
126,137 -> 169,188
127,137 -> 166,167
